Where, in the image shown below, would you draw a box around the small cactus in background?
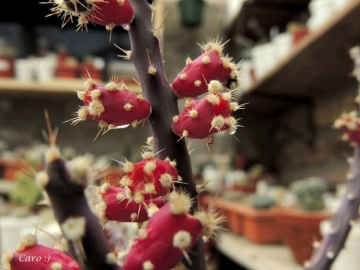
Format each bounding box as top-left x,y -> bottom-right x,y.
9,173 -> 44,209
291,177 -> 326,212
250,195 -> 275,210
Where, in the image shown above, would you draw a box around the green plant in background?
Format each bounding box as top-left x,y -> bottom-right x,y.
250,195 -> 276,210
291,177 -> 327,211
248,163 -> 265,178
9,173 -> 44,209
179,0 -> 204,28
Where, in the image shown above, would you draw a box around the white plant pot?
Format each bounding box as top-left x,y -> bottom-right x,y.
272,32 -> 293,61
14,59 -> 34,81
35,55 -> 57,82
239,60 -> 253,92
320,219 -> 360,270
251,43 -> 277,79
309,0 -> 335,16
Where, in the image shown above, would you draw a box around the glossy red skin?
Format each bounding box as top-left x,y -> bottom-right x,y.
84,84 -> 151,126
87,0 -> 134,27
126,158 -> 178,200
123,204 -> 203,270
103,187 -> 165,222
172,94 -> 231,139
172,49 -> 232,98
10,244 -> 80,270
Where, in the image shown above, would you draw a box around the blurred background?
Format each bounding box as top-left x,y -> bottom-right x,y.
1,0 -> 360,269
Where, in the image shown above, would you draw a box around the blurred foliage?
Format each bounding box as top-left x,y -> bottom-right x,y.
9,173 -> 44,209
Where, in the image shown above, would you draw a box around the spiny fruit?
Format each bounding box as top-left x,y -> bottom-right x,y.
118,151 -> 179,203
49,0 -> 134,32
95,184 -> 165,225
71,77 -> 151,136
172,80 -> 242,140
122,190 -> 222,270
2,234 -> 80,270
333,110 -> 360,145
171,39 -> 240,98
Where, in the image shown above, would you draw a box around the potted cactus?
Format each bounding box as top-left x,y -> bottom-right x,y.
241,194 -> 280,243
1,1 -> 242,270
277,177 -> 330,264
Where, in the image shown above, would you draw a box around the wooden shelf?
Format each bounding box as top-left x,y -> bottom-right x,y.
225,0 -> 310,44
0,78 -> 142,96
216,232 -> 302,270
244,0 -> 360,105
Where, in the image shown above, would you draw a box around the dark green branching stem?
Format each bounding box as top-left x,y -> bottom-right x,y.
128,0 -> 206,269
45,158 -> 120,270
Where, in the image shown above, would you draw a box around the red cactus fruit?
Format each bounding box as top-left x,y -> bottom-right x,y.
172,80 -> 242,140
122,190 -> 223,270
118,152 -> 179,203
2,234 -> 80,270
333,110 -> 360,145
84,0 -> 134,31
50,0 -> 134,32
122,192 -> 203,270
72,78 -> 151,134
171,40 -> 239,98
95,184 -> 165,225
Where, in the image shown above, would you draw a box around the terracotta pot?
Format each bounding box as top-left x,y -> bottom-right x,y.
0,160 -> 23,180
198,193 -> 214,210
0,57 -> 14,77
80,65 -> 103,81
243,206 -> 280,243
276,207 -> 330,264
214,198 -> 234,228
233,184 -> 256,194
292,28 -> 309,44
56,62 -> 78,78
228,203 -> 246,235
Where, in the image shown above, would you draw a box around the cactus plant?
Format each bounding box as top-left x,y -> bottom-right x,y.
250,195 -> 275,210
291,177 -> 327,212
1,1 -> 239,270
304,46 -> 360,270
9,173 -> 44,209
